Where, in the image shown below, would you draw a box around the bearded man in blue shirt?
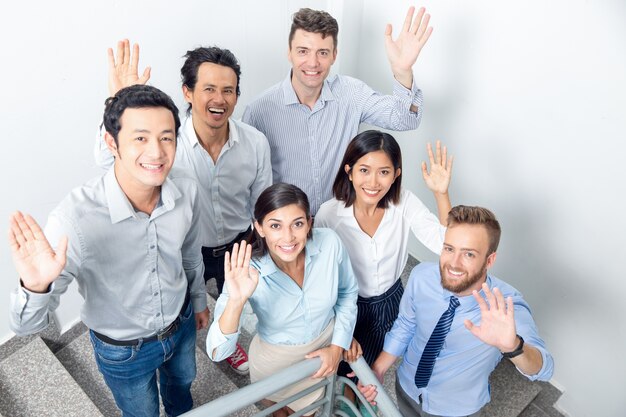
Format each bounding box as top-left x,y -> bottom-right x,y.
359,205 -> 554,417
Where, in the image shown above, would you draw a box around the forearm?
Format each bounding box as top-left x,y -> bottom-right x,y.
372,350 -> 399,380
509,343 -> 544,376
433,191 -> 451,225
217,298 -> 246,335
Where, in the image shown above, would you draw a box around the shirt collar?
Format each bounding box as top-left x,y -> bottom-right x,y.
281,70 -> 337,106
104,167 -> 181,224
182,114 -> 238,149
253,229 -> 322,276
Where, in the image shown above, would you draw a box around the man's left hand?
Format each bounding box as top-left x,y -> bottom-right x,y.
195,307 -> 210,330
384,6 -> 433,89
464,283 -> 519,352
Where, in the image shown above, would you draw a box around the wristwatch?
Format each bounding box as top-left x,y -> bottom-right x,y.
501,335 -> 524,358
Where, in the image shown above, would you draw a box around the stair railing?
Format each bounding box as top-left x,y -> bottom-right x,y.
182,356 -> 401,417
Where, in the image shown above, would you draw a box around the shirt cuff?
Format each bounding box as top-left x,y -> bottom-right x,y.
392,78 -> 423,110
383,332 -> 410,358
191,294 -> 208,315
206,321 -> 240,361
330,330 -> 352,351
515,345 -> 555,381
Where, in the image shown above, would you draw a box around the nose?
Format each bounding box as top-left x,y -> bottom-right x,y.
146,138 -> 165,158
212,89 -> 225,104
282,226 -> 295,242
306,52 -> 319,67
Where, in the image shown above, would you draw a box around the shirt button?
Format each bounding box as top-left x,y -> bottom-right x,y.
156,312 -> 161,317
152,268 -> 156,273
150,245 -> 155,249
153,292 -> 158,296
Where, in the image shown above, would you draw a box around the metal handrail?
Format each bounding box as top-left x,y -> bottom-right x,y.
182,356 -> 401,417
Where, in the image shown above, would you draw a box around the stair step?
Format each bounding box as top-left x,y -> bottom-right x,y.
56,313 -> 258,416
483,359 -> 542,417
0,337 -> 102,417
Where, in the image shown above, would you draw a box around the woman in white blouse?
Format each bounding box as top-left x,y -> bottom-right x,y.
315,130 -> 453,402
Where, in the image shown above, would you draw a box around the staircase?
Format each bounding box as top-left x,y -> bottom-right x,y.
0,257 -> 564,417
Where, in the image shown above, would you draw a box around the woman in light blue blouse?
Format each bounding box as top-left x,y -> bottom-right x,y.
206,183 -> 358,417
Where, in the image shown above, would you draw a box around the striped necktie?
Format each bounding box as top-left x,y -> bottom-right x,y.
414,296 -> 460,388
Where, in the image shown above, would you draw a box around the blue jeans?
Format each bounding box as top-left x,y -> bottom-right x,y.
89,302 -> 196,417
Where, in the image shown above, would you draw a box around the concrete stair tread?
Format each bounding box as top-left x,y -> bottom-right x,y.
482,359 -> 542,417
0,337 -> 102,417
55,291 -> 258,417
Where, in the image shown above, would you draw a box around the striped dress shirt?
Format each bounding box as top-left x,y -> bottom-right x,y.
242,72 -> 423,214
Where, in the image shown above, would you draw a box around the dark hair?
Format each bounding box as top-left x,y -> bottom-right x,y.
447,206 -> 502,254
103,84 -> 180,145
332,130 -> 402,209
289,8 -> 339,50
251,183 -> 313,257
180,46 -> 241,113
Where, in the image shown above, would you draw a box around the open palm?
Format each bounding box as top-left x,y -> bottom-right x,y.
107,39 -> 151,97
8,211 -> 67,293
224,241 -> 259,303
422,140 -> 453,194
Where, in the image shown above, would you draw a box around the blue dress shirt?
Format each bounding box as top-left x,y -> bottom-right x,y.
207,228 -> 358,360
242,72 -> 423,214
384,262 -> 554,416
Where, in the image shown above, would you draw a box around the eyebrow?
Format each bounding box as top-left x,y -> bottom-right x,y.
132,128 -> 175,135
443,244 -> 480,253
267,216 -> 305,223
358,163 -> 392,169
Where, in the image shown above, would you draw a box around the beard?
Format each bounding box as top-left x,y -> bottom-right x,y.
439,261 -> 488,294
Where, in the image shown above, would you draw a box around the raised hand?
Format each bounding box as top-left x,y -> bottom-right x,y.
8,211 -> 67,293
306,344 -> 344,379
384,6 -> 433,88
223,241 -> 259,304
107,39 -> 151,97
422,140 -> 453,195
464,283 -> 519,352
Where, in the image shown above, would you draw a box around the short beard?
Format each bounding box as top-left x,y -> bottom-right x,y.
439,261 -> 488,294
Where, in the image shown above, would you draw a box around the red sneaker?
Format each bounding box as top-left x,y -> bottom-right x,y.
226,343 -> 249,375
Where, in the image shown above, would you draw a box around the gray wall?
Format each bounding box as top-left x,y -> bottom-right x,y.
1,0 -> 624,416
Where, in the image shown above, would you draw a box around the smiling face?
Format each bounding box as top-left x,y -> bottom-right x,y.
183,62 -> 237,133
254,203 -> 312,268
347,150 -> 401,209
105,107 -> 177,192
439,223 -> 497,296
288,29 -> 337,96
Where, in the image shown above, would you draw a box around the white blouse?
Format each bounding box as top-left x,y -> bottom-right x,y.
315,189 -> 445,298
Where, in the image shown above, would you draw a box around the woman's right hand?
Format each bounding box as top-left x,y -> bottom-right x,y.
343,338 -> 363,363
224,241 -> 259,303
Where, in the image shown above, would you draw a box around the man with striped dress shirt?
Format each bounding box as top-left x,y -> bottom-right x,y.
243,6 -> 433,214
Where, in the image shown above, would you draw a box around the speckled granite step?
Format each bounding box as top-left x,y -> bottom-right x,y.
0,337 -> 102,417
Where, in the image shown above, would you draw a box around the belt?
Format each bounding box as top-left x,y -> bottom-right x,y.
204,226 -> 252,258
92,293 -> 190,347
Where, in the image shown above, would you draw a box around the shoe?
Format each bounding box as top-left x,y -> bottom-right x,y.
226,343 -> 249,375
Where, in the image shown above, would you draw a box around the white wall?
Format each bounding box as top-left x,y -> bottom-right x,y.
355,1 -> 626,416
2,1 -> 624,416
0,0 -> 337,338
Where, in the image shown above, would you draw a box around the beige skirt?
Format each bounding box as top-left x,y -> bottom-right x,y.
249,318 -> 334,413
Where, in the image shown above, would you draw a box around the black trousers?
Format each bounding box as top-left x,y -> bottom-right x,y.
339,278 -> 404,377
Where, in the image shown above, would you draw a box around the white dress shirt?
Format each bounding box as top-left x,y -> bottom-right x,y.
95,115 -> 272,247
315,189 -> 445,298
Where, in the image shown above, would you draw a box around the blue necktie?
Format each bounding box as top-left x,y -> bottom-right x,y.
414,296 -> 460,388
